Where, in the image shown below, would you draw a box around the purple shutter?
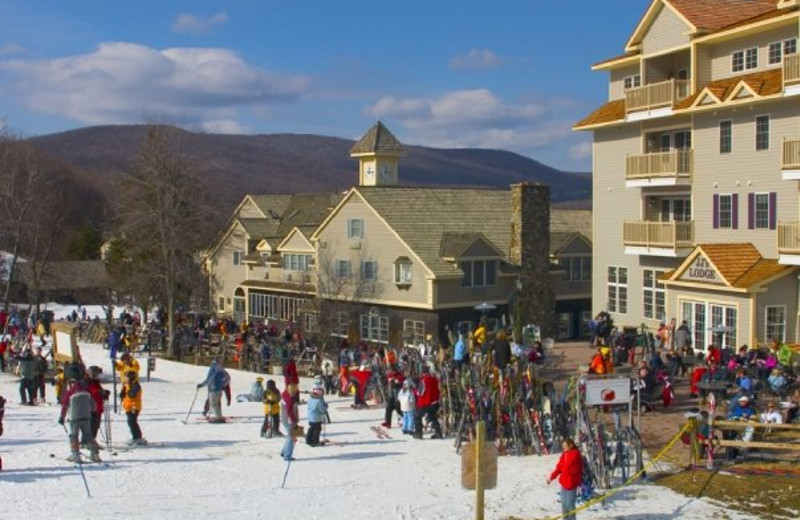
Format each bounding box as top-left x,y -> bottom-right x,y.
712,194 -> 720,229
732,193 -> 739,229
748,193 -> 755,229
769,191 -> 777,230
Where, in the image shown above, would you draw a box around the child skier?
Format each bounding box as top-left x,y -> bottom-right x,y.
121,370 -> 146,445
261,379 -> 282,438
398,379 -> 416,434
306,385 -> 328,447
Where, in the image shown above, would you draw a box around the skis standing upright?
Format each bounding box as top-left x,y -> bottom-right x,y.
706,392 -> 716,470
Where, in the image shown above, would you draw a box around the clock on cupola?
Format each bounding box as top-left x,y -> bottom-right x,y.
349,121 -> 406,187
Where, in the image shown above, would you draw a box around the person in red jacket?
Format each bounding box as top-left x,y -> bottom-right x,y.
413,364 -> 442,439
84,366 -> 109,446
547,437 -> 583,520
283,355 -> 299,388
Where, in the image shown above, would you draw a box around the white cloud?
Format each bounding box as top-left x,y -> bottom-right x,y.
172,12 -> 228,35
449,49 -> 504,71
366,89 -> 569,153
569,141 -> 593,160
0,42 -> 311,128
0,43 -> 25,56
201,119 -> 250,134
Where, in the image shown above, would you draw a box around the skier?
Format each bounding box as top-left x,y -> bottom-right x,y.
261,379 -> 282,438
413,364 -> 442,439
280,384 -> 299,461
237,376 -> 264,402
197,359 -> 229,423
546,437 -> 583,520
16,347 -> 37,405
283,354 -> 299,388
59,370 -> 101,463
121,370 -> 146,445
52,367 -> 66,404
85,366 -> 108,445
306,385 -> 328,447
33,346 -> 48,404
398,379 -> 416,434
115,352 -> 139,381
322,359 -> 336,395
381,366 -> 403,428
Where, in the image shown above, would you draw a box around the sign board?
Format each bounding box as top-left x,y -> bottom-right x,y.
679,255 -> 724,285
51,321 -> 81,364
585,377 -> 631,406
461,441 -> 497,490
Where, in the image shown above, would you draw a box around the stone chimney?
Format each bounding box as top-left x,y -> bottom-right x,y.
509,182 -> 555,338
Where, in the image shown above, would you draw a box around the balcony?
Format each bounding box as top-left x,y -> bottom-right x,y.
625,79 -> 691,114
784,54 -> 800,86
778,222 -> 800,264
625,150 -> 693,187
623,220 -> 694,257
782,139 -> 800,179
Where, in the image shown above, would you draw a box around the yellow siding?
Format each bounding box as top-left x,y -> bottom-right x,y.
695,44 -> 713,88
435,275 -> 515,306
609,64 -> 641,101
709,25 -> 797,81
281,231 -> 314,253
641,5 -> 690,57
208,227 -> 249,313
239,198 -> 264,219
756,274 -> 798,344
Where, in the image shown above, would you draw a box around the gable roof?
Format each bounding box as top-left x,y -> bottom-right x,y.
550,232 -> 591,256
349,121 -> 406,157
666,243 -> 795,290
440,232 -> 503,260
667,0 -> 777,33
676,68 -> 783,109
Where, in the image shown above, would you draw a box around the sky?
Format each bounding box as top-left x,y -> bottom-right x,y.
0,0 -> 649,172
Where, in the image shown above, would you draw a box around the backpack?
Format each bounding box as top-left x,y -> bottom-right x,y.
68,388 -> 96,421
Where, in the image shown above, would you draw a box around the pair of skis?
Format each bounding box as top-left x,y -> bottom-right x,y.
371,425 -> 392,439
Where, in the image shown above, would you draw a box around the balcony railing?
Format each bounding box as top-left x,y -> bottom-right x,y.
778,222 -> 800,254
623,220 -> 694,249
783,139 -> 800,169
625,79 -> 691,113
784,54 -> 800,86
626,149 -> 693,180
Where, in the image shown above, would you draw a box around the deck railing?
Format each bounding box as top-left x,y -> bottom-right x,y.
625,79 -> 691,113
783,139 -> 800,169
623,220 -> 694,249
626,149 -> 693,180
784,54 -> 800,85
778,222 -> 800,253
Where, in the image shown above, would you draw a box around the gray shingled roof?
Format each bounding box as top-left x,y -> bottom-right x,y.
550,209 -> 592,239
440,232 -> 485,259
239,218 -> 280,239
239,193 -> 337,243
349,121 -> 405,156
550,231 -> 590,256
356,187 -> 511,277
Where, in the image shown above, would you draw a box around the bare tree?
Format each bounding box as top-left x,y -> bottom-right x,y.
114,126 -> 218,358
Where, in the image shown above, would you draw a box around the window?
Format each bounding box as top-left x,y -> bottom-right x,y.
765,306 -> 786,343
607,266 -> 628,314
336,260 -> 352,278
403,320 -> 425,345
642,269 -> 666,320
361,314 -> 389,343
718,194 -> 733,229
755,115 -> 770,151
283,254 -> 311,271
347,218 -> 364,239
623,74 -> 641,90
304,313 -> 318,333
754,193 -> 770,229
719,120 -> 732,154
460,260 -> 497,288
332,312 -> 349,337
233,251 -> 244,266
561,256 -> 591,281
361,260 -> 377,281
769,38 -> 797,64
394,258 -> 413,285
732,48 -> 758,72
218,297 -> 225,311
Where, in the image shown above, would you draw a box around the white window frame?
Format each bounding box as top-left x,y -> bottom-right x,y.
754,192 -> 771,229
718,194 -> 733,229
304,312 -> 318,333
394,260 -> 413,284
347,218 -> 364,239
403,319 -> 425,345
623,74 -> 641,90
768,38 -> 797,64
331,312 -> 349,338
361,260 -> 378,281
233,250 -> 244,266
642,269 -> 666,320
607,266 -> 628,315
360,314 -> 389,343
283,253 -> 311,271
336,259 -> 352,278
755,114 -> 770,151
732,47 -> 758,72
765,305 -> 786,343
719,120 -> 732,154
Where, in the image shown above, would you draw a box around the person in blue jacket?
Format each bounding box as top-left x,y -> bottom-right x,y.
197,359 -> 230,423
305,386 -> 328,447
453,334 -> 467,369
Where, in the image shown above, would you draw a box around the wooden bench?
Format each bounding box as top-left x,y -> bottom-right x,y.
715,420 -> 800,452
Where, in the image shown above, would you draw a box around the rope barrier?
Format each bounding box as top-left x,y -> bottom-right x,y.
528,422 -> 692,520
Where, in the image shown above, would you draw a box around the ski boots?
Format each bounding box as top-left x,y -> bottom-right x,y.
67,452 -> 82,463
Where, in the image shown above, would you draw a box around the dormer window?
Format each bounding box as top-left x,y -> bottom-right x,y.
394,257 -> 413,286
460,260 -> 497,288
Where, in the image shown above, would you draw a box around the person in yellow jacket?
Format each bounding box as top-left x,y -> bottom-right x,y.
472,321 -> 487,354
589,347 -> 614,375
52,367 -> 66,404
121,370 -> 147,445
260,379 -> 282,438
115,352 -> 140,382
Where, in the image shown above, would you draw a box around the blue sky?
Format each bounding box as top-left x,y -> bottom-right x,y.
0,0 -> 648,172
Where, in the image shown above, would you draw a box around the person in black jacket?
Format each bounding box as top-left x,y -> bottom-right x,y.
493,330 -> 512,373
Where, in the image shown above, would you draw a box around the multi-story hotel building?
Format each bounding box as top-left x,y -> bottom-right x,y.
575,0 -> 800,351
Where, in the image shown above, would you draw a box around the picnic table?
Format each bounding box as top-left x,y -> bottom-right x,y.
697,380 -> 735,399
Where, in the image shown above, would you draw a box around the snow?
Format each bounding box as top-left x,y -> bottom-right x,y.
0,305 -> 756,520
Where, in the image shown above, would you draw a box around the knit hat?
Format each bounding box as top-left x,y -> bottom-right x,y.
738,395 -> 749,403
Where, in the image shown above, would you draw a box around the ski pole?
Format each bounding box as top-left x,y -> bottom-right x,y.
62,422 -> 91,498
280,458 -> 292,489
183,387 -> 201,424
